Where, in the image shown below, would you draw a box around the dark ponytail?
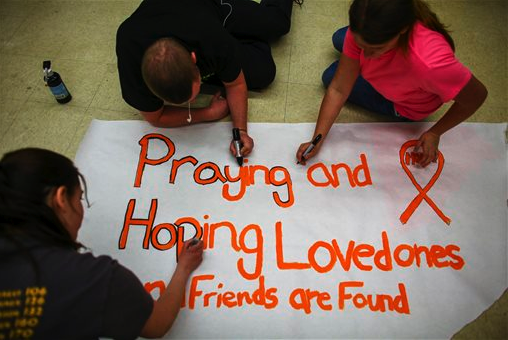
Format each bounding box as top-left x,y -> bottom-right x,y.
0,148 -> 85,250
349,0 -> 454,53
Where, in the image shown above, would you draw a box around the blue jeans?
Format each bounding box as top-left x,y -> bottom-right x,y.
322,26 -> 402,118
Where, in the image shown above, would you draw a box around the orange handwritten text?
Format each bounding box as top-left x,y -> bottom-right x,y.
121,204 -> 465,279
118,201 -> 264,280
143,275 -> 279,311
289,288 -> 332,314
338,281 -> 410,314
133,133 -> 294,207
307,154 -> 372,188
187,275 -> 278,309
275,222 -> 464,273
143,277 -> 411,314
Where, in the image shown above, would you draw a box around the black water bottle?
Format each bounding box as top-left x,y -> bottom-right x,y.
43,60 -> 72,104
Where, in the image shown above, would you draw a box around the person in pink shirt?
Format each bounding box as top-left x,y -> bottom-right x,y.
296,0 -> 487,167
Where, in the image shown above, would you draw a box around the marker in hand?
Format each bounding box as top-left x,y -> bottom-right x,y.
232,128 -> 243,166
298,134 -> 322,164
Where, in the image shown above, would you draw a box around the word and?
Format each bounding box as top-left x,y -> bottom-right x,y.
307,153 -> 372,188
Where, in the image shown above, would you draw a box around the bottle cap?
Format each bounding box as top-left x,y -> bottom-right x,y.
42,60 -> 53,81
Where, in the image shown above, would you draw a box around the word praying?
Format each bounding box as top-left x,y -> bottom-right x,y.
134,133 -> 293,208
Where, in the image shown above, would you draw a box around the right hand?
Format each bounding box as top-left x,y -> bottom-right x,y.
296,141 -> 320,165
205,92 -> 229,121
229,129 -> 254,157
177,239 -> 203,275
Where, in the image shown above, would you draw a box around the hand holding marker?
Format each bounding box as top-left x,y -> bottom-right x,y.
232,128 -> 243,166
298,134 -> 322,164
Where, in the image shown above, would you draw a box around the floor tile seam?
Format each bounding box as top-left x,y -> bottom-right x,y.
61,88 -> 96,157
0,50 -> 113,68
284,44 -> 293,123
287,79 -> 324,88
64,112 -> 88,157
23,97 -> 89,110
79,67 -> 111,126
0,107 -> 23,146
24,88 -> 92,156
0,14 -> 29,47
0,66 -> 34,147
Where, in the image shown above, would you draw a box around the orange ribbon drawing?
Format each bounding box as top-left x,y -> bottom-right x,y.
399,140 -> 451,226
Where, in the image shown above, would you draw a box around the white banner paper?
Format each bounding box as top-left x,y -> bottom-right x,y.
75,120 -> 507,339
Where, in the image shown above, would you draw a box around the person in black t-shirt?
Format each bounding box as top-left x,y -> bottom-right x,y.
0,148 -> 204,339
116,0 -> 301,158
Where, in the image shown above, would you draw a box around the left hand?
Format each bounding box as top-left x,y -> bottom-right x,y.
229,130 -> 254,157
415,131 -> 440,167
205,92 -> 229,122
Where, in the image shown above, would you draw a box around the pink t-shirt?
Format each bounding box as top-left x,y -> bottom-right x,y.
343,22 -> 471,120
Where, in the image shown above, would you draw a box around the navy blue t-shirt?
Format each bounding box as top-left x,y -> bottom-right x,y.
0,237 -> 153,339
116,0 -> 241,112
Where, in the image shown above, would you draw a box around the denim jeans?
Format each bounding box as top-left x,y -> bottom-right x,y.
322,26 -> 402,118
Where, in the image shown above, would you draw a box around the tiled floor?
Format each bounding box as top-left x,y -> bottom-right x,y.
0,0 -> 506,338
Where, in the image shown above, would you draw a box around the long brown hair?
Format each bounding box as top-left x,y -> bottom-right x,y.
349,0 -> 455,53
0,148 -> 88,283
0,148 -> 86,250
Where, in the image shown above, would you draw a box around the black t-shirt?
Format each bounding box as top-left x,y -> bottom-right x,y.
0,237 -> 153,340
116,0 -> 241,112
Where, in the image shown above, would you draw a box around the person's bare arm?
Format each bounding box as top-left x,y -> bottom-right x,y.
223,70 -> 254,157
140,240 -> 203,338
296,55 -> 360,164
416,74 -> 488,167
140,93 -> 228,127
